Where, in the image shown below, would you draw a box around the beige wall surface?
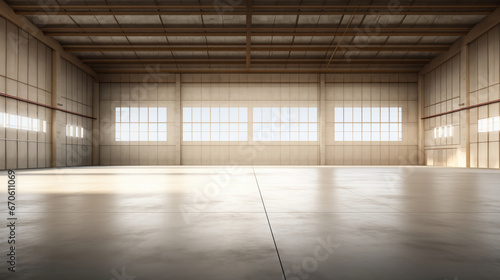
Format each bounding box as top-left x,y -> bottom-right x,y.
0,17 -> 52,169
0,16 -> 94,170
423,24 -> 500,169
325,74 -> 418,165
99,73 -> 419,166
99,75 -> 177,166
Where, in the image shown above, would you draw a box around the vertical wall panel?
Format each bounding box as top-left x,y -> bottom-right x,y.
478,142 -> 488,168
477,35 -> 489,90
488,26 -> 500,86
0,18 -> 6,77
37,142 -> 45,168
17,30 -> 28,84
36,41 -> 45,91
469,41 -> 478,94
0,140 -> 5,170
27,36 -> 37,87
5,22 -> 17,80
28,142 -> 37,168
6,141 -> 17,169
488,141 -> 499,168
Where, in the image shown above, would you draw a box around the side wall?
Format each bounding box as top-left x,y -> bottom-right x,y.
423,24 -> 500,168
0,15 -> 95,170
0,17 -> 52,169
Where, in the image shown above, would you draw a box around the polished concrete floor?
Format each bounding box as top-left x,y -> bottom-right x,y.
1,166 -> 500,280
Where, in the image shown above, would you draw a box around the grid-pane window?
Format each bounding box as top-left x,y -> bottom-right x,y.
183,107 -> 248,141
66,124 -> 84,138
434,125 -> 453,138
115,107 -> 167,141
253,107 -> 318,141
334,107 -> 402,141
478,116 -> 500,132
0,113 -> 46,132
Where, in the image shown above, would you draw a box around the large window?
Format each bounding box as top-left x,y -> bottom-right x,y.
182,107 -> 248,141
0,113 -> 46,133
334,107 -> 402,141
478,116 -> 500,132
253,107 -> 317,141
115,107 -> 167,141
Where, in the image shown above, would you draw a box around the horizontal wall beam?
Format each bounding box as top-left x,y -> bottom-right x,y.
422,99 -> 500,120
0,92 -> 96,119
63,44 -> 450,52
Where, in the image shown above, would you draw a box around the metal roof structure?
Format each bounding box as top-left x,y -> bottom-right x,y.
6,0 -> 500,74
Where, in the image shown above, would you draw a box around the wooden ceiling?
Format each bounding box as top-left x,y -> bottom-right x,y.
6,0 -> 500,74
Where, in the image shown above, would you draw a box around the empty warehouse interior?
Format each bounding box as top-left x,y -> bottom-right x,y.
1,1 -> 500,279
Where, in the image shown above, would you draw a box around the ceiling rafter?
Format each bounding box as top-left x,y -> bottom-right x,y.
40,27 -> 472,32
10,5 -> 500,9
246,0 -> 252,70
61,44 -> 450,52
93,68 -> 421,74
11,4 -> 497,16
17,11 -> 493,16
81,58 -> 431,65
45,32 -> 467,37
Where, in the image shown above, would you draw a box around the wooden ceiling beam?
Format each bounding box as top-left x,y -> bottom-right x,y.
63,44 -> 450,52
16,11 -> 493,16
41,27 -> 472,33
46,32 -> 467,37
81,58 -> 431,65
10,5 -> 500,9
93,68 -> 421,74
246,0 -> 252,70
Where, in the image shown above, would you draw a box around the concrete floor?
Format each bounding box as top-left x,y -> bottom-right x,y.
1,166 -> 500,280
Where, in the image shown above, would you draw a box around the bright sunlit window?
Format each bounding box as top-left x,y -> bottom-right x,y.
66,124 -> 84,138
434,125 -> 453,138
0,113 -> 46,133
253,107 -> 318,141
115,107 -> 167,141
334,107 -> 402,141
183,107 -> 248,141
478,116 -> 500,132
